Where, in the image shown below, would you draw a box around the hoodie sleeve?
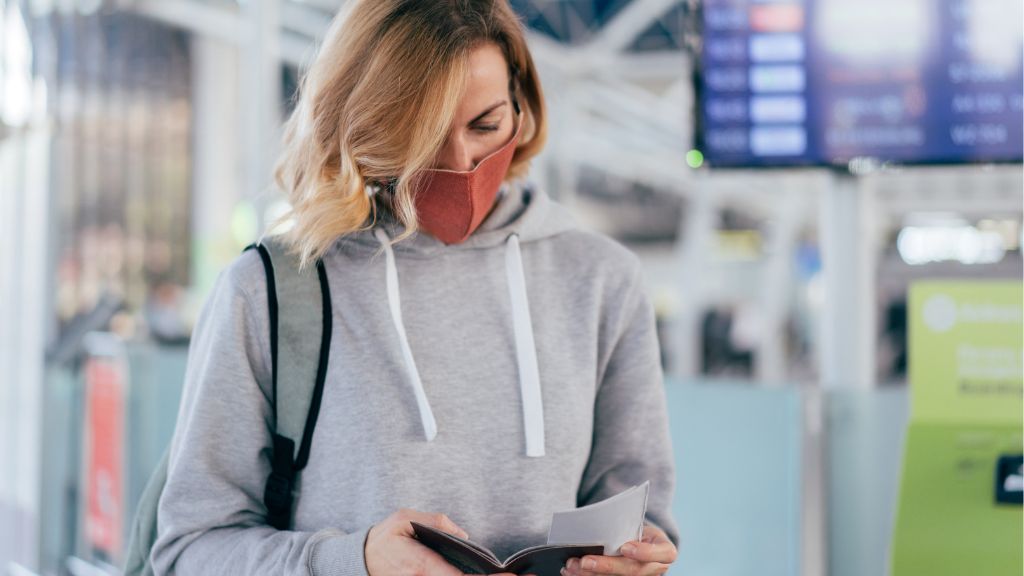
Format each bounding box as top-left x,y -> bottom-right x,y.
576,262 -> 681,549
150,255 -> 370,576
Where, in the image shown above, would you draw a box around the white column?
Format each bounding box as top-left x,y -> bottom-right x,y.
240,0 -> 282,236
670,173 -> 717,379
804,169 -> 879,576
756,178 -> 805,384
191,34 -> 243,297
801,385 -> 826,576
819,171 -> 876,389
0,105 -> 51,575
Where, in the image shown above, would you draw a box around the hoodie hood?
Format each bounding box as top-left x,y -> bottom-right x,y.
342,180 -> 577,458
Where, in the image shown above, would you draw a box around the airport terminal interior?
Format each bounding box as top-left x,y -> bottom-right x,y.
0,0 -> 1021,575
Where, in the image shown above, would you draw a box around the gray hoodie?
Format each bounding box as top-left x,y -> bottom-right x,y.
151,183 -> 679,575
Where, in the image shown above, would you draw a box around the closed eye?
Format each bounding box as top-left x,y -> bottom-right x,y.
468,101 -> 508,125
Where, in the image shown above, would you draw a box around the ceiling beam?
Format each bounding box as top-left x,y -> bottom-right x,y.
585,0 -> 681,55
129,0 -> 244,44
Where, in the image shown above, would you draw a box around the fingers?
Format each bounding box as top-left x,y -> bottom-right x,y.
563,555 -> 669,576
561,523 -> 679,576
640,524 -> 672,545
367,514 -> 469,576
564,528 -> 677,576
394,508 -> 470,539
621,525 -> 677,564
620,540 -> 678,564
429,512 -> 470,539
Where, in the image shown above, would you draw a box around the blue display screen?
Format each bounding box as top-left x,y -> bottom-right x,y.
698,0 -> 1024,167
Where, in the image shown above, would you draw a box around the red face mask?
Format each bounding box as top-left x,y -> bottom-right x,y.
412,119 -> 522,244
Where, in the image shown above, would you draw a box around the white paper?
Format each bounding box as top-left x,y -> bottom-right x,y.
546,481 -> 650,556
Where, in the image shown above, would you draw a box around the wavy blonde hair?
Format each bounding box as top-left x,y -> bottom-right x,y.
273,0 -> 547,268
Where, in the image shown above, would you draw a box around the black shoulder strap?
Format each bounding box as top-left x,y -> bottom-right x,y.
244,241 -> 332,530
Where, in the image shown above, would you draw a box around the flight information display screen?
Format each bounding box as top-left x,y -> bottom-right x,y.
697,0 -> 1024,167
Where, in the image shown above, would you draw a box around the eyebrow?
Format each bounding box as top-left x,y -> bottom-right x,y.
468,100 -> 508,124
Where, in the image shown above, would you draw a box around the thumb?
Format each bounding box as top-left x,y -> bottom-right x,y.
422,512 -> 470,540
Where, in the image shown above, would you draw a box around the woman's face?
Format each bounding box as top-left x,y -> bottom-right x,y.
434,42 -> 516,172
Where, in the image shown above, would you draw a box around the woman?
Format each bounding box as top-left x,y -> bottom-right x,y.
151,1 -> 679,575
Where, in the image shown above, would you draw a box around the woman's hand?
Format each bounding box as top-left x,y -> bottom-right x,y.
561,524 -> 677,576
364,508 -> 521,576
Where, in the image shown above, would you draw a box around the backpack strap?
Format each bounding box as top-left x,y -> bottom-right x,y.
246,238 -> 332,530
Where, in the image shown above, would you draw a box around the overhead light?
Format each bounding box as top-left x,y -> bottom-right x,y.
897,225 -> 1006,266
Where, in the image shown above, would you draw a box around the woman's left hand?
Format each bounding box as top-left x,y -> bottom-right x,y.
561,524 -> 677,576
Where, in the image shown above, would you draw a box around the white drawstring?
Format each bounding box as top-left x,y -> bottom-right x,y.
375,228 -> 438,441
372,228 -> 545,457
505,234 -> 546,457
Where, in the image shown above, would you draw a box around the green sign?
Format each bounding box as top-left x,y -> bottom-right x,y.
893,281 -> 1023,576
909,281 -> 1023,426
892,425 -> 1023,576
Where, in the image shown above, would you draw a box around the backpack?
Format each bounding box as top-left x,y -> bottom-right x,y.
123,238 -> 333,576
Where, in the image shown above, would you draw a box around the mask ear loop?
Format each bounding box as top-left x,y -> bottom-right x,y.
509,63 -> 522,116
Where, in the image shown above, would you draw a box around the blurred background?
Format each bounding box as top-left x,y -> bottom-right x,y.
0,0 -> 1021,575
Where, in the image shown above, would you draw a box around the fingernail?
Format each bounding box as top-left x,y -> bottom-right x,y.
567,558 -> 578,571
622,544 -> 637,555
582,558 -> 596,570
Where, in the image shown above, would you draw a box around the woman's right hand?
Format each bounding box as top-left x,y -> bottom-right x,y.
364,508 -> 517,576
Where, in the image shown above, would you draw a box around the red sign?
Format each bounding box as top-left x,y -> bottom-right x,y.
750,4 -> 805,33
83,353 -> 125,559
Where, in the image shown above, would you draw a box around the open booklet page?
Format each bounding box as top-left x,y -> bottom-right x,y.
547,480 -> 651,555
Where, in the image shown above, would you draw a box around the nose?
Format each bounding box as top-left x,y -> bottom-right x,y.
438,133 -> 475,172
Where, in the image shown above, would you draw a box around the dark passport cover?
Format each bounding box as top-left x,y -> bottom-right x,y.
411,522 -> 605,575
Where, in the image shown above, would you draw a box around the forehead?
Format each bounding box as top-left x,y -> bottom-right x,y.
459,43 -> 509,107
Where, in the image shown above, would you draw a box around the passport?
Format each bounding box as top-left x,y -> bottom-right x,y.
412,481 -> 650,575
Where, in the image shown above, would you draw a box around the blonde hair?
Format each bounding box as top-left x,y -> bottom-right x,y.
273,0 -> 547,268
